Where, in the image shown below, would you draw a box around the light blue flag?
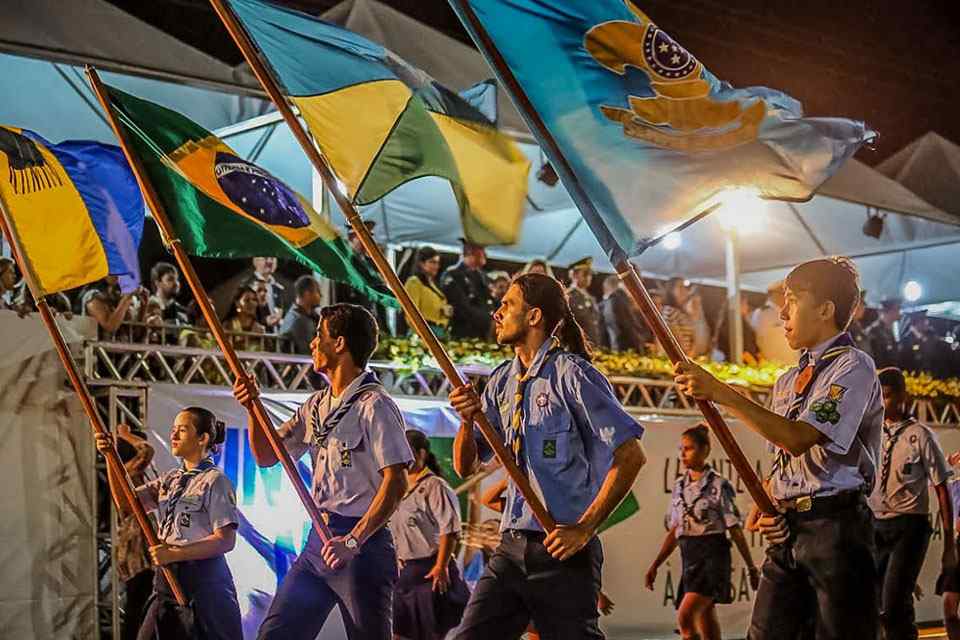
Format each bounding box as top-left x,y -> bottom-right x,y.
450,0 -> 875,262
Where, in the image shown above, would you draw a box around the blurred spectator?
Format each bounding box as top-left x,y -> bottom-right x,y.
752,280 -> 798,365
336,221 -> 391,332
521,259 -> 554,278
404,246 -> 452,339
866,298 -> 902,369
899,310 -> 944,375
661,277 -> 710,358
147,262 -> 189,325
440,239 -> 494,340
848,290 -> 871,355
250,277 -> 283,333
600,275 -> 645,352
178,302 -> 216,350
251,256 -> 288,314
280,275 -> 322,355
80,276 -> 147,336
566,257 -> 604,347
717,296 -> 759,363
489,271 -> 511,306
0,257 -> 16,309
223,285 -> 265,351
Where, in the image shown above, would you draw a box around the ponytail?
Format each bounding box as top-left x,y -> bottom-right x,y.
405,429 -> 444,479
514,273 -> 593,362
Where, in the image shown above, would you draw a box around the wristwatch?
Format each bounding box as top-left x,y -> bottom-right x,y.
344,535 -> 359,550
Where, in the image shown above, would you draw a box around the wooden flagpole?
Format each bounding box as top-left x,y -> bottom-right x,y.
450,0 -> 776,515
0,196 -> 189,606
208,0 -> 557,531
84,66 -> 334,545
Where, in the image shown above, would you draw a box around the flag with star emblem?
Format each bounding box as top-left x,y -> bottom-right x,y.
450,0 -> 874,260
100,83 -> 394,306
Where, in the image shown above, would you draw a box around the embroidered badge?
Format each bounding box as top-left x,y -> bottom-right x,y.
177,513 -> 191,529
543,439 -> 557,459
828,384 -> 847,402
910,434 -> 918,444
340,449 -> 352,468
810,399 -> 841,425
599,426 -> 616,446
536,392 -> 549,408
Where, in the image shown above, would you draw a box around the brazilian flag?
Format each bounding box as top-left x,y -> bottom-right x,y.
226,0 -> 530,246
102,84 -> 393,307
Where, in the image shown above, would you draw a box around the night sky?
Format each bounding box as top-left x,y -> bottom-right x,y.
107,0 -> 960,163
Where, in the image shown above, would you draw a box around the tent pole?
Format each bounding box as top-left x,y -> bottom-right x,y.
725,229 -> 744,364
208,0 -> 557,532
0,193 -> 188,607
450,0 -> 775,514
84,65 -> 334,546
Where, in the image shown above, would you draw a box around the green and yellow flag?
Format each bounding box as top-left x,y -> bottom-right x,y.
226,0 -> 530,246
102,84 -> 392,306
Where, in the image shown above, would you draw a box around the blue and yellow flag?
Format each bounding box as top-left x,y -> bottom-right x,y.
226,0 -> 530,246
451,0 -> 874,260
0,127 -> 144,295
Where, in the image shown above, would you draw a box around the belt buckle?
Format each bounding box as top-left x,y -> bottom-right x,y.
795,496 -> 813,513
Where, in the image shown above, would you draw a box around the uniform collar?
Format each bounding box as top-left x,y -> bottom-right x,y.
405,467 -> 434,496
801,332 -> 846,363
884,417 -> 915,437
329,369 -> 378,402
511,337 -> 559,382
683,464 -> 714,490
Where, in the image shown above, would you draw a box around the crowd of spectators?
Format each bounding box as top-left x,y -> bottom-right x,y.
2,239 -> 959,378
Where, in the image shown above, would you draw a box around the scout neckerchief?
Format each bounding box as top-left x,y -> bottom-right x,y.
405,467 -> 434,498
311,370 -> 381,448
508,339 -> 560,522
879,417 -> 915,497
160,456 -> 215,539
678,466 -> 715,527
771,332 -> 855,479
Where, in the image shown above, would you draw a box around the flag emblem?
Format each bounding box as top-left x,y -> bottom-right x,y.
214,152 -> 310,228
643,26 -> 697,80
0,128 -> 64,194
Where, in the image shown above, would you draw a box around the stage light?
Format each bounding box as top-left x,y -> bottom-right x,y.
903,280 -> 922,302
863,209 -> 885,239
536,161 -> 559,186
716,187 -> 766,232
663,232 -> 682,250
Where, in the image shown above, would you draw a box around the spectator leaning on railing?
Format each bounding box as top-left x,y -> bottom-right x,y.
280,275 -> 322,355
148,262 -> 189,326
222,285 -> 265,351
80,276 -> 148,337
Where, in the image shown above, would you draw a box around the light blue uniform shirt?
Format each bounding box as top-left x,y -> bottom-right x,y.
668,466 -> 741,537
768,334 -> 883,501
139,466 -> 239,546
278,372 -> 414,518
474,340 -> 645,532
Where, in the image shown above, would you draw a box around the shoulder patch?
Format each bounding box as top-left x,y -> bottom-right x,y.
828,384 -> 847,401
810,399 -> 842,425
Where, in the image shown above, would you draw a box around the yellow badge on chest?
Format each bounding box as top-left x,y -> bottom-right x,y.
340,448 -> 352,468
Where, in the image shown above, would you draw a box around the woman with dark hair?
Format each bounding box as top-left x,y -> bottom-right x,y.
81,275 -> 148,337
388,429 -> 469,639
645,425 -> 758,640
94,407 -> 242,640
404,246 -> 453,338
661,277 -> 710,358
223,284 -> 265,351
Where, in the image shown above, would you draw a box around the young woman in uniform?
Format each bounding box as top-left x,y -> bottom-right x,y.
389,430 -> 469,640
96,407 -> 242,640
645,425 -> 759,640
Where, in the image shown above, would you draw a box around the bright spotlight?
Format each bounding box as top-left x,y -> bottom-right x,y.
663,232 -> 682,250
716,187 -> 766,232
903,280 -> 922,302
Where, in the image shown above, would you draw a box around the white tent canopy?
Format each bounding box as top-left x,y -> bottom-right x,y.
877,132 -> 960,222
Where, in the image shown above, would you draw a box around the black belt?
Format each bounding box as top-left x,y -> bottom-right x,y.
781,490 -> 863,520
504,529 -> 546,542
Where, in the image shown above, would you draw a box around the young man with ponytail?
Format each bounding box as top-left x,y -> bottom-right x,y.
674,257 -> 883,639
449,273 -> 647,639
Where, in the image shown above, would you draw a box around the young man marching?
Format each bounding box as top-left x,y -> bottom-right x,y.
674,257 -> 882,639
449,273 -> 647,640
233,303 -> 413,640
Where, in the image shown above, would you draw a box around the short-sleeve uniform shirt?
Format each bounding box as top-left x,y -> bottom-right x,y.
474,339 -> 645,532
868,418 -> 951,518
768,334 -> 883,501
277,372 -> 414,517
668,466 -> 741,537
138,465 -> 239,546
388,471 -> 461,561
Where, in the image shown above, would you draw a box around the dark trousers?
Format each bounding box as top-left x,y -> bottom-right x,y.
455,530 -> 604,640
123,569 -> 155,640
257,520 -> 398,640
875,514 -> 932,640
748,496 -> 878,640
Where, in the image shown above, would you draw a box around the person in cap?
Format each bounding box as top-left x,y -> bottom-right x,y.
566,257 -> 604,348
645,424 -> 759,640
899,310 -> 946,376
233,303 -> 413,640
439,239 -> 495,340
388,430 -> 469,640
866,298 -> 902,369
95,408 -> 242,640
449,272 -> 647,639
337,220 -> 392,331
674,256 -> 882,639
868,366 -> 954,640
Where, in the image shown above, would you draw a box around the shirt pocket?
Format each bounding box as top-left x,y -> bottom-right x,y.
528,411 -> 573,467
174,495 -> 206,537
329,421 -> 364,471
899,451 -> 923,482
